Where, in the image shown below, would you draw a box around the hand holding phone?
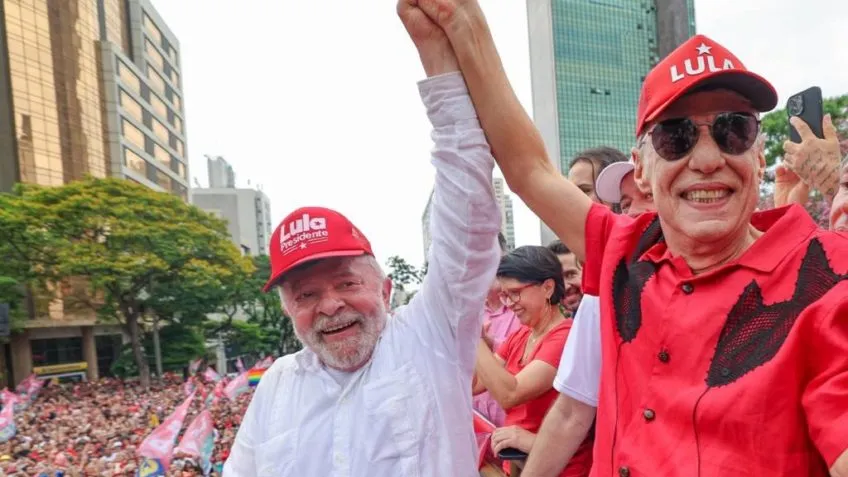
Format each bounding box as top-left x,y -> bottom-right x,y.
787,86 -> 824,143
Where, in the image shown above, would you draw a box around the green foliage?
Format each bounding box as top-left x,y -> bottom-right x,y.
203,255 -> 302,357
386,255 -> 423,288
0,276 -> 26,332
111,322 -> 207,378
0,177 -> 252,387
761,94 -> 848,168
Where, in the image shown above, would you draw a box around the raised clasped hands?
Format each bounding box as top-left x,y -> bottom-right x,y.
396,0 -> 459,77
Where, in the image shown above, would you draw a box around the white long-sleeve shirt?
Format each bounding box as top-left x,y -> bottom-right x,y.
222,71 -> 501,477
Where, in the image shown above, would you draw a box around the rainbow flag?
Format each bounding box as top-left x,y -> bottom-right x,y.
247,367 -> 266,387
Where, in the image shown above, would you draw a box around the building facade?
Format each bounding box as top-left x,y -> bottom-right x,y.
192,187 -> 273,257
100,0 -> 189,200
206,155 -> 235,189
0,0 -> 186,386
493,178 -> 516,251
528,0 -> 695,244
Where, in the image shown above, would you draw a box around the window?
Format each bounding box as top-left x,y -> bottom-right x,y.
149,94 -> 168,119
169,134 -> 184,157
119,89 -> 142,122
31,338 -> 83,367
155,168 -> 172,191
145,39 -> 164,71
170,156 -> 186,178
143,13 -> 162,45
122,119 -> 145,150
147,63 -> 166,95
123,147 -> 146,174
117,60 -> 140,92
151,117 -> 169,145
170,112 -> 182,133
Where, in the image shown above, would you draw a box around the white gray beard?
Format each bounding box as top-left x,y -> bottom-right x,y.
295,308 -> 387,371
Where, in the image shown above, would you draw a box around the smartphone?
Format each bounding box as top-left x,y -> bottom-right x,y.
498,447 -> 528,461
787,86 -> 824,143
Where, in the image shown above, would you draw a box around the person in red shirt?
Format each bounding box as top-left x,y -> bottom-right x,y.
474,246 -> 592,477
410,1 -> 848,476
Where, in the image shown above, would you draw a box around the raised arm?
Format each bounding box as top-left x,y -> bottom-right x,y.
416,0 -> 593,258
397,1 -> 502,368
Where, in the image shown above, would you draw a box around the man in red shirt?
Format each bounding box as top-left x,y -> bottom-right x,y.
410,1 -> 848,476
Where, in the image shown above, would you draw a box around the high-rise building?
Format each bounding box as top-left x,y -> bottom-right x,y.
0,0 -> 187,385
192,187 -> 273,257
421,178 -> 515,259
206,155 -> 235,189
528,0 -> 696,244
493,178 -> 516,251
100,0 -> 190,200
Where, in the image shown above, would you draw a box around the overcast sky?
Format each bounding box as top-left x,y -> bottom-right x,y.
152,0 -> 847,269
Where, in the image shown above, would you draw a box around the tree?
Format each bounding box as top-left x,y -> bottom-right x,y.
0,177 -> 252,388
111,321 -> 207,378
240,255 -> 301,356
385,255 -> 423,288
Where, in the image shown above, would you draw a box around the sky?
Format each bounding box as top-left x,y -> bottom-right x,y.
152,0 -> 847,269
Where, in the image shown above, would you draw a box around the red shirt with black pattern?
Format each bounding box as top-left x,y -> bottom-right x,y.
582,203 -> 848,477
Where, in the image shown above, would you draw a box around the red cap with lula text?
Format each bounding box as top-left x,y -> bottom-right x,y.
635,34 -> 778,136
263,206 -> 373,292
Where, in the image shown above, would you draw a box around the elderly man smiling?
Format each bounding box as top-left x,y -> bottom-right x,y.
222,3 -> 501,476
413,1 -> 848,476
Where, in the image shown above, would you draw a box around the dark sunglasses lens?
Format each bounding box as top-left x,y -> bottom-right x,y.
652,119 -> 698,161
712,113 -> 758,155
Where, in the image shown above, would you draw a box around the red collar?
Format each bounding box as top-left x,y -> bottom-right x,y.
639,204 -> 817,274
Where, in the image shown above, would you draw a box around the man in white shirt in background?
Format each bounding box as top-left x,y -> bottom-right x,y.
223,3 -> 501,476
523,162 -> 654,477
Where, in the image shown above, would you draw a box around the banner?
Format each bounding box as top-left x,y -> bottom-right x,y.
136,458 -> 165,477
202,367 -> 220,383
224,372 -> 249,400
174,410 -> 216,475
0,398 -> 16,443
137,391 -> 195,469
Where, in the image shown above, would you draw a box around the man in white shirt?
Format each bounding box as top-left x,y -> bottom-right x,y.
523,162 -> 654,477
222,4 -> 501,476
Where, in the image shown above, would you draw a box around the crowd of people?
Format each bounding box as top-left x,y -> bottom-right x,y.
0,373 -> 253,476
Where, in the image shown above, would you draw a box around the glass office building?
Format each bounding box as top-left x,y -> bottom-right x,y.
529,0 -> 696,172
0,0 -> 188,386
528,0 -> 695,243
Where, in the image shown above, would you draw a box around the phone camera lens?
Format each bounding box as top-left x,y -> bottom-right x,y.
788,96 -> 804,116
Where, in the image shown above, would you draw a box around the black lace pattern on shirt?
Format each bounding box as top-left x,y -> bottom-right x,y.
706,238 -> 847,387
611,217 -> 663,342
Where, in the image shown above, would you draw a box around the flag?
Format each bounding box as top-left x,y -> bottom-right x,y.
0,399 -> 16,443
136,458 -> 166,477
137,391 -> 195,469
207,379 -> 226,407
247,367 -> 265,387
174,410 -> 216,475
183,378 -> 196,397
202,367 -> 220,383
224,372 -> 249,400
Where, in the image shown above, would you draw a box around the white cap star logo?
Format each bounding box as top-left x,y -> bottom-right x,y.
696,43 -> 712,55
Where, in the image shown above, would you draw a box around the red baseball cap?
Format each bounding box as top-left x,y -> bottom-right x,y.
635,34 -> 778,136
263,206 -> 373,292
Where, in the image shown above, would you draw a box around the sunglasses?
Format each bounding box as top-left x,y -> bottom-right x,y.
647,112 -> 760,161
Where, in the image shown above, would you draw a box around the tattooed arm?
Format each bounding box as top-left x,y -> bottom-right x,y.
783,114 -> 843,202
